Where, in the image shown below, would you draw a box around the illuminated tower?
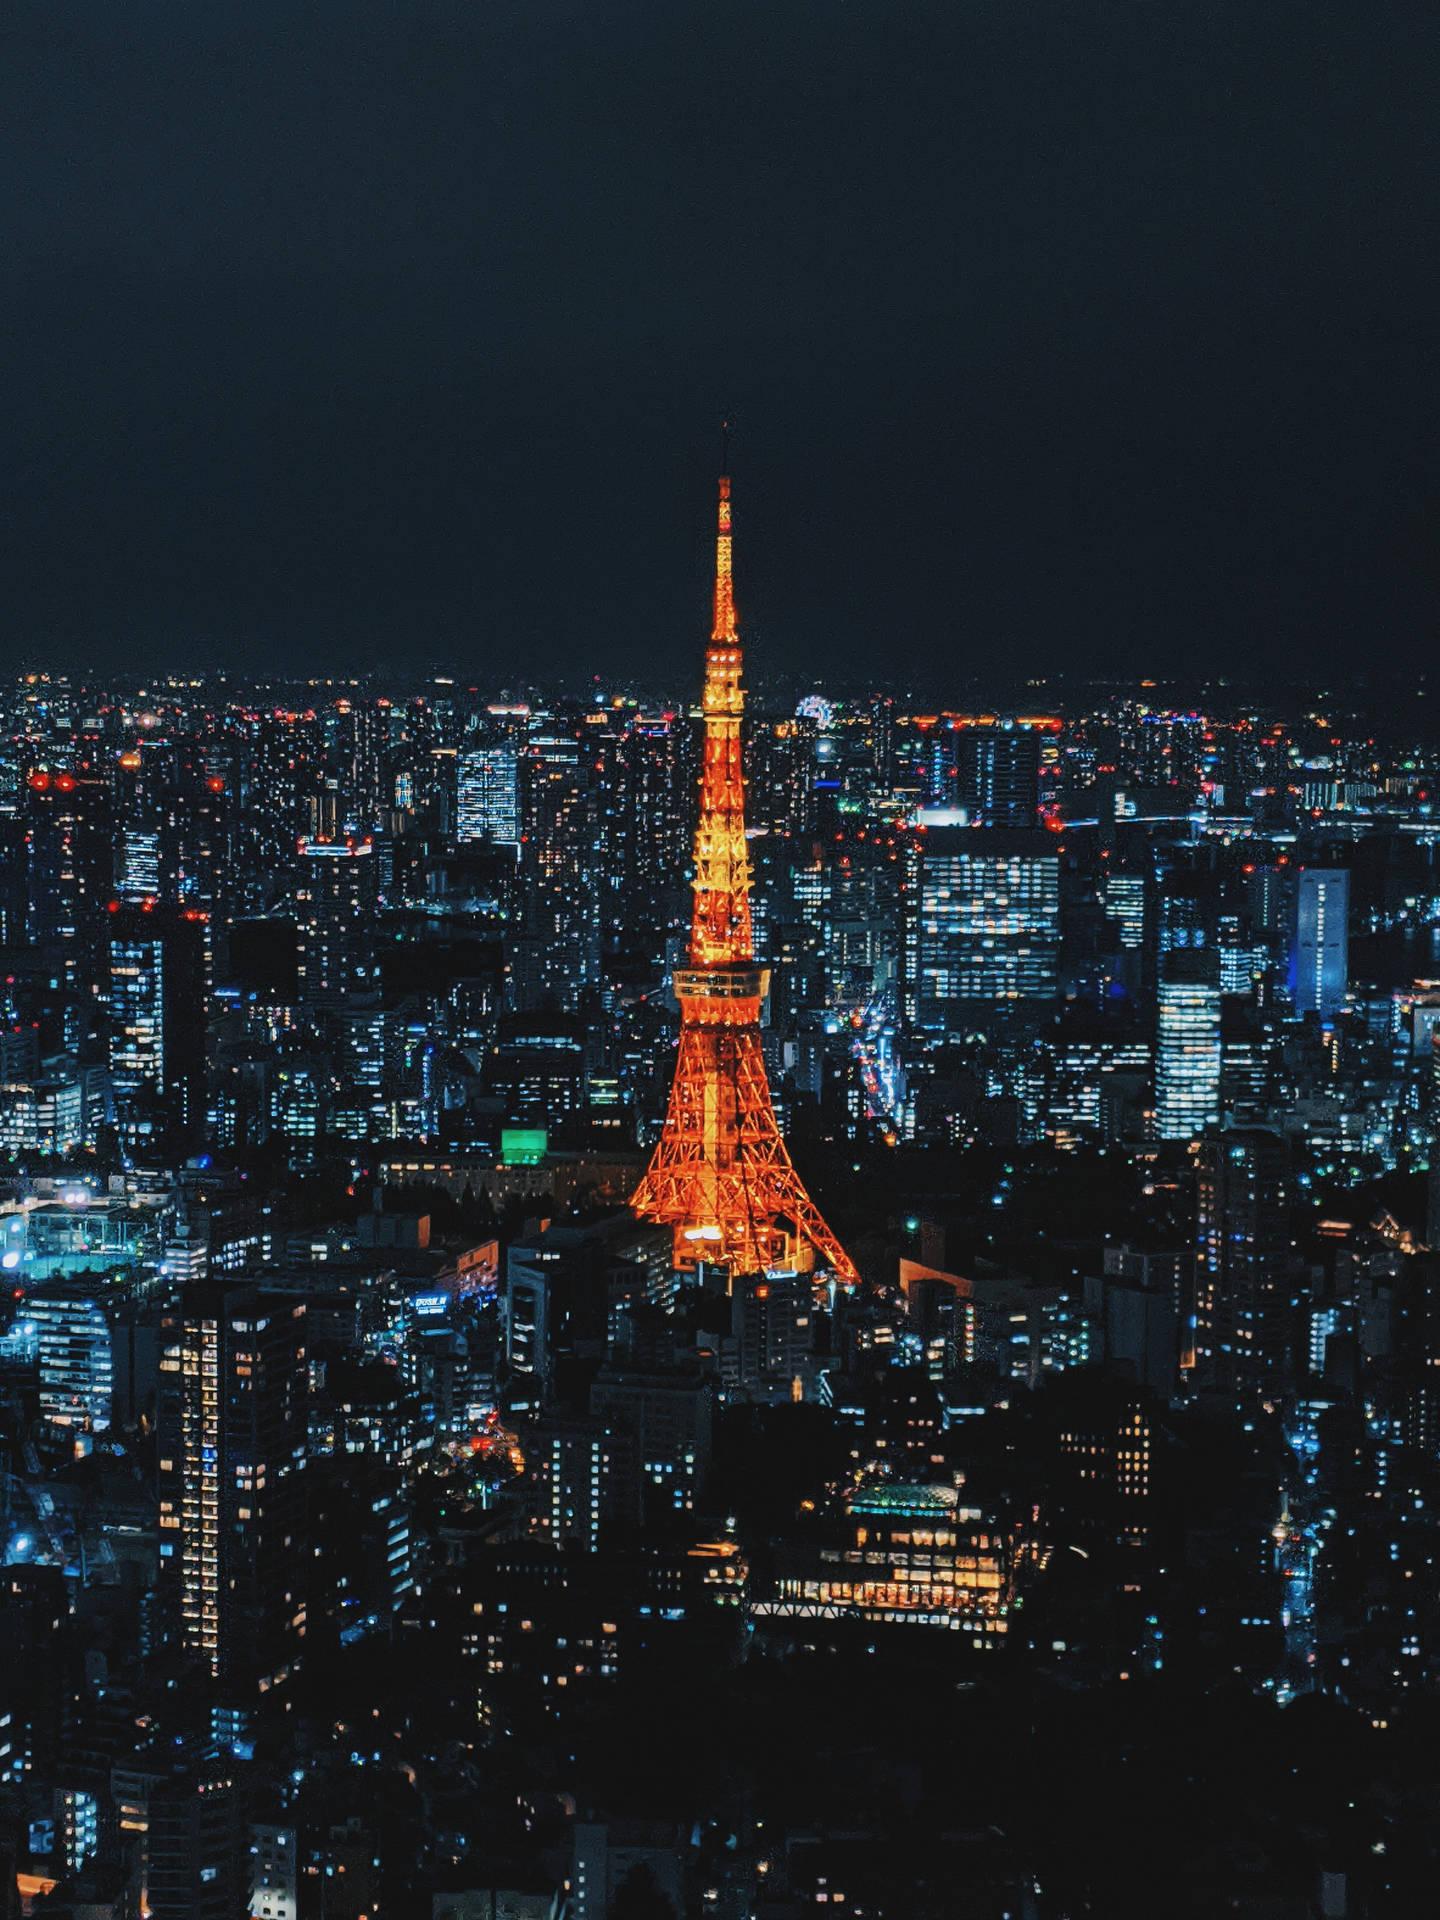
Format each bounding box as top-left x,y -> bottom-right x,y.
631,462 -> 857,1286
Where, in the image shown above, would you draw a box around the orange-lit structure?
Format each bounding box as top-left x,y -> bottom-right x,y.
631,465 -> 857,1286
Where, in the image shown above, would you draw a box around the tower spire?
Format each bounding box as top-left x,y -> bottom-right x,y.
631,457 -> 857,1288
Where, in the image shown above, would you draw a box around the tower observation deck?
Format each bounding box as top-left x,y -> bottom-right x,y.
630,463 -> 858,1287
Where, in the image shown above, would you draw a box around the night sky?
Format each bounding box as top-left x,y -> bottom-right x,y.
4,1 -> 1439,684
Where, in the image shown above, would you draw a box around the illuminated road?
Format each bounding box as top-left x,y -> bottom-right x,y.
849,985 -> 904,1131
1275,1405 -> 1330,1705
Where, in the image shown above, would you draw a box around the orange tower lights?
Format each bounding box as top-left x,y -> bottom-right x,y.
630,462 -> 858,1287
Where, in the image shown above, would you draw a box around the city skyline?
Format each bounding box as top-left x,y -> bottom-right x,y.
4,6 -> 1440,1914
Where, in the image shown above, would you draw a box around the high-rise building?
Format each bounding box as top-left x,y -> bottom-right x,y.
157,1283 -> 309,1697
1290,867 -> 1349,1021
117,826 -> 163,901
1195,1129 -> 1292,1394
24,767 -> 112,965
106,903 -> 208,1151
1054,1388 -> 1156,1549
528,1409 -> 636,1549
505,1240 -> 557,1394
956,725 -> 1040,827
589,1359 -> 715,1514
597,714 -> 690,965
909,827 -> 1060,1026
30,1279 -> 114,1438
1155,948 -> 1221,1140
1104,871 -> 1147,951
456,744 -> 520,847
514,726 -> 601,1007
294,837 -> 376,1008
729,1271 -> 814,1400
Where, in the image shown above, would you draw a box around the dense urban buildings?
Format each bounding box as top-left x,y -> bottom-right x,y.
3,597 -> 1440,1915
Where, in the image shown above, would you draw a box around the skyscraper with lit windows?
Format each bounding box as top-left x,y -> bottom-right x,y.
294,837 -> 376,1008
157,1284 -> 309,1697
910,827 -> 1060,1027
1155,948 -> 1222,1140
106,902 -> 207,1151
457,744 -> 520,848
1196,1129 -> 1291,1394
957,725 -> 1040,827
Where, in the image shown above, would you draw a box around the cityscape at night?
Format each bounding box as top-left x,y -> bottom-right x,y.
5,1 -> 1440,1916
5,525 -> 1440,1915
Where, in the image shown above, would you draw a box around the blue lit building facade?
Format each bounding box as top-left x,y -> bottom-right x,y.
1290,867 -> 1349,1021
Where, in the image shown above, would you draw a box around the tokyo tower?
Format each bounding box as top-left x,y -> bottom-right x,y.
631,457 -> 858,1287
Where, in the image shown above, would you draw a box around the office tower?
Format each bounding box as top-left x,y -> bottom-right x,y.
918,722 -> 958,809
1053,1387 -> 1155,1549
0,1566 -> 72,1784
1196,1129 -> 1292,1394
1221,1000 -> 1275,1121
505,1239 -> 555,1393
0,1056 -> 90,1157
528,1410 -> 633,1549
1155,948 -> 1221,1140
730,1271 -> 814,1399
456,743 -> 520,847
505,1216 -> 668,1400
589,1358 -> 715,1514
485,1014 -> 587,1126
117,825 -> 163,901
825,840 -> 902,1003
957,725 -> 1040,827
294,836 -> 376,1008
157,1283 -> 309,1696
106,903 -> 208,1151
30,1279 -> 114,1437
173,761 -> 235,921
514,724 -> 602,1007
631,465 -> 856,1284
597,713 -> 690,964
24,767 -> 112,961
1218,912 -> 1267,996
0,819 -> 26,945
1104,870 -> 1146,951
1246,863 -> 1292,942
909,826 -> 1060,1027
1290,867 -> 1349,1020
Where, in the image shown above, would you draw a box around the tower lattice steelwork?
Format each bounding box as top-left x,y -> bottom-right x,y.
631,463 -> 858,1286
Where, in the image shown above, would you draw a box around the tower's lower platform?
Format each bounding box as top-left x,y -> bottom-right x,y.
631,1000 -> 858,1286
